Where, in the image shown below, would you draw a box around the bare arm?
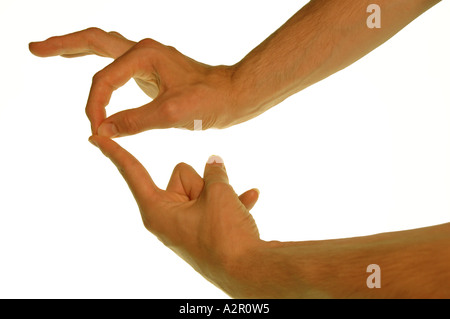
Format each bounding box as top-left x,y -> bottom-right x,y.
29,0 -> 441,135
231,0 -> 441,123
226,222 -> 450,298
89,135 -> 450,298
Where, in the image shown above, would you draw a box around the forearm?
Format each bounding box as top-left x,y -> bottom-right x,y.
225,222 -> 450,298
230,0 -> 440,122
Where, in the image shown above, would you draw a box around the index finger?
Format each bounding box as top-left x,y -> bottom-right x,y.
88,135 -> 160,206
86,43 -> 158,134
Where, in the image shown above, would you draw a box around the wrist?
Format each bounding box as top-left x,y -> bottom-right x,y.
228,61 -> 267,124
220,239 -> 328,298
203,64 -> 246,128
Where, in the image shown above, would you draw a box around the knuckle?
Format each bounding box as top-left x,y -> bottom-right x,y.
136,38 -> 159,48
92,70 -> 104,83
47,35 -> 63,48
174,162 -> 190,172
92,69 -> 112,88
85,27 -> 103,33
84,27 -> 106,50
85,27 -> 104,39
47,35 -> 60,42
92,69 -> 119,91
91,72 -> 106,89
165,45 -> 178,53
160,101 -> 181,124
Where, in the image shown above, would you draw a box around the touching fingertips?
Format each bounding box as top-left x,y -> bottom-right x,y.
98,122 -> 119,138
88,136 -> 99,148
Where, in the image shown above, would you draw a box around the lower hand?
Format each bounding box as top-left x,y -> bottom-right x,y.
88,135 -> 262,294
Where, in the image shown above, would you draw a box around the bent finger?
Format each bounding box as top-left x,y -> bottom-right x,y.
166,162 -> 204,200
85,45 -> 159,134
238,188 -> 260,211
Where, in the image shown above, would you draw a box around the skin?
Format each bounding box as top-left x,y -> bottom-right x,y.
30,28 -> 237,135
88,136 -> 261,294
30,0 -> 449,298
88,136 -> 450,298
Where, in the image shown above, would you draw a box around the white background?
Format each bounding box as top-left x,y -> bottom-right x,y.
0,0 -> 449,298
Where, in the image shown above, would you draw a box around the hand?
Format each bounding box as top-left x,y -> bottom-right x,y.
29,28 -> 247,137
88,135 -> 262,294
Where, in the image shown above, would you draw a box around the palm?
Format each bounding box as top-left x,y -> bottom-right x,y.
134,78 -> 159,99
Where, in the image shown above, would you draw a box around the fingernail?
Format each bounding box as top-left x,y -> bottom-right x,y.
253,188 -> 260,196
207,155 -> 224,166
98,123 -> 119,138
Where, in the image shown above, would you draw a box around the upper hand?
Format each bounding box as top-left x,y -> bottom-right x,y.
29,28 -> 244,137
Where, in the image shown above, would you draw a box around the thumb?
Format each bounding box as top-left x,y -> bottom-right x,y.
203,155 -> 229,187
203,156 -> 259,211
97,101 -> 169,137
